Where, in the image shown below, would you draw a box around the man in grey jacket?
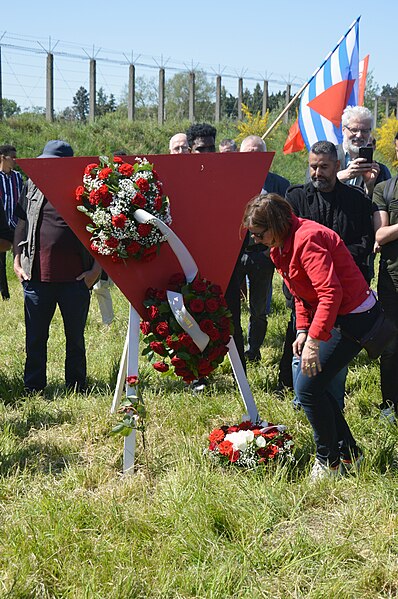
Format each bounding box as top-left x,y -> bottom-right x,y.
13,140 -> 100,393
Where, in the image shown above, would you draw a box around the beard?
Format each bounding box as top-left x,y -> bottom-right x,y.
312,178 -> 332,191
343,137 -> 367,157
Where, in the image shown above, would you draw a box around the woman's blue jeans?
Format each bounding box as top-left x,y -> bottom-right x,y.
294,302 -> 381,466
293,327 -> 348,411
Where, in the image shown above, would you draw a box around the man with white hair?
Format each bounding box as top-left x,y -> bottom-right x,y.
337,105 -> 391,195
169,133 -> 190,154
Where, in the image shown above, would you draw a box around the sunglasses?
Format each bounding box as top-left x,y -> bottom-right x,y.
251,229 -> 267,240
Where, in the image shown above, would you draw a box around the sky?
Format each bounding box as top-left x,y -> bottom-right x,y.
1,0 -> 397,111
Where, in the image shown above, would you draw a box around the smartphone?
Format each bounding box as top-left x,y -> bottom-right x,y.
359,146 -> 373,163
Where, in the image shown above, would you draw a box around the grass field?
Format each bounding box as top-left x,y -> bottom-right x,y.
1,251 -> 398,599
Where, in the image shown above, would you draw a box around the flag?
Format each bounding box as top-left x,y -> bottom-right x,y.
283,18 -> 360,154
358,55 -> 369,105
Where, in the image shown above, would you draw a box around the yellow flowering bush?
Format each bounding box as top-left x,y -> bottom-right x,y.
375,116 -> 398,168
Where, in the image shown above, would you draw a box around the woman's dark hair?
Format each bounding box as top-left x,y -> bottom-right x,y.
242,193 -> 293,246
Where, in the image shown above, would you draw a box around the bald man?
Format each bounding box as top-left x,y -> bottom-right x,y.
169,133 -> 190,154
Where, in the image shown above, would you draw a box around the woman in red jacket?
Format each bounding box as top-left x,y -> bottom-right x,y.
242,193 -> 382,480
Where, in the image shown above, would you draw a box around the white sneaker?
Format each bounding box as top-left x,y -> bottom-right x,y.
339,453 -> 364,475
380,406 -> 396,424
310,459 -> 341,482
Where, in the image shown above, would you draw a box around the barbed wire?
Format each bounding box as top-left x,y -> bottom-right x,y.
0,30 -> 306,111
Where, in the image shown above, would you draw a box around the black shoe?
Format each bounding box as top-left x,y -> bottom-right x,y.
190,378 -> 208,393
244,351 -> 261,363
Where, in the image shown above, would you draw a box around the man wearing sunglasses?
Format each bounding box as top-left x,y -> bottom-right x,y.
337,105 -> 390,196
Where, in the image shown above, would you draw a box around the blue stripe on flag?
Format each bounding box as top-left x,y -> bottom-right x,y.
297,18 -> 360,150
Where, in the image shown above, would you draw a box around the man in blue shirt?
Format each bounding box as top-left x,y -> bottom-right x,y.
0,144 -> 22,299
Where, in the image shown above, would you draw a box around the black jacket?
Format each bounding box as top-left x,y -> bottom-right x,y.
286,179 -> 374,282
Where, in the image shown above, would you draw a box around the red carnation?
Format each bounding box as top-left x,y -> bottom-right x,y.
90,242 -> 98,253
152,169 -> 159,180
112,214 -> 127,229
98,185 -> 111,202
118,163 -> 134,176
137,223 -> 153,237
89,189 -> 101,205
150,341 -> 166,355
105,237 -> 119,248
153,361 -> 169,373
132,193 -> 146,208
155,289 -> 167,301
75,185 -> 85,202
126,241 -> 141,255
140,321 -> 151,335
135,177 -> 150,192
98,167 -> 113,180
205,298 -> 220,313
126,375 -> 139,386
191,277 -> 207,293
153,196 -> 162,211
155,322 -> 169,337
113,156 -> 123,163
147,305 -> 159,319
190,298 -> 205,313
84,163 -> 98,176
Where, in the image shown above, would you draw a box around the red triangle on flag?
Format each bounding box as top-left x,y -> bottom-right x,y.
307,79 -> 356,127
283,119 -> 306,154
17,153 -> 273,319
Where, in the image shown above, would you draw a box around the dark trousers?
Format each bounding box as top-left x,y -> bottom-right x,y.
226,249 -> 274,357
23,280 -> 90,391
378,273 -> 398,408
0,252 -> 10,300
295,302 -> 381,466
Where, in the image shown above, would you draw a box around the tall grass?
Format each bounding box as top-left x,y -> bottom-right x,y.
1,252 -> 398,598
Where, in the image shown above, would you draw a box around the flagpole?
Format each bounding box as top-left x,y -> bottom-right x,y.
261,16 -> 360,141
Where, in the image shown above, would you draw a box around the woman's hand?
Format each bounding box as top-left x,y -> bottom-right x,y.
300,338 -> 322,377
293,332 -> 307,357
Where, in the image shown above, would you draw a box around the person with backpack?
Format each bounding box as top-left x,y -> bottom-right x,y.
373,133 -> 398,422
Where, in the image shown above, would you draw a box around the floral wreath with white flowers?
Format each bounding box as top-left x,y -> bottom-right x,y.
75,156 -> 171,263
206,421 -> 294,468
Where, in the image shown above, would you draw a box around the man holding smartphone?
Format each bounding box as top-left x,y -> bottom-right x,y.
337,105 -> 391,196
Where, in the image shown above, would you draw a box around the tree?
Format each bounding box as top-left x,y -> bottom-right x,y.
73,86 -> 89,121
96,87 -> 117,117
165,70 -> 215,121
1,98 -> 21,118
